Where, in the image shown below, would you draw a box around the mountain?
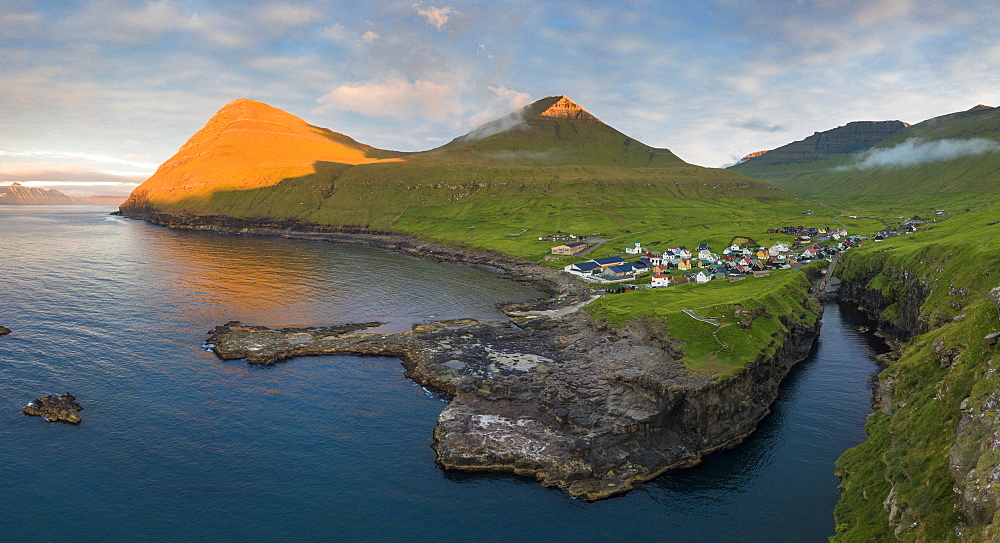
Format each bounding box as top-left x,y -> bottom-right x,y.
0,183 -> 80,204
122,98 -> 408,210
734,120 -> 909,169
121,96 -> 789,240
729,106 -> 1000,202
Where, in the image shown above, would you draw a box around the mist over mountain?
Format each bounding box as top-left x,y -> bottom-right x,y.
729,105 -> 1000,200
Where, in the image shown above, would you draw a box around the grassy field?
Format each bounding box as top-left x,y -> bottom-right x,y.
588,264 -> 822,378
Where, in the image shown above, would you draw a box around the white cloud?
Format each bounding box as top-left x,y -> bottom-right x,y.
416,5 -> 456,30
488,85 -> 531,110
363,31 -> 380,43
842,138 -> 1000,170
316,77 -> 461,121
0,150 -> 159,172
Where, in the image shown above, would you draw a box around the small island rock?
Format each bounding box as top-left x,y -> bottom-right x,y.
23,394 -> 84,424
0,326 -> 11,335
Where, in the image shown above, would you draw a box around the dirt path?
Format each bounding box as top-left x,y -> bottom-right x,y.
682,309 -> 720,326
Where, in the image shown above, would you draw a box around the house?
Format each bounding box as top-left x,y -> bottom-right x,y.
604,264 -> 635,278
625,241 -> 644,254
677,258 -> 692,270
755,248 -> 770,259
564,261 -> 601,276
630,261 -> 653,275
695,270 -> 713,283
591,256 -> 625,269
697,246 -> 713,260
551,241 -> 589,255
651,274 -> 671,287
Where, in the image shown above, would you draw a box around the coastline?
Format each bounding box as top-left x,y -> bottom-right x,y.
122,210 -> 825,500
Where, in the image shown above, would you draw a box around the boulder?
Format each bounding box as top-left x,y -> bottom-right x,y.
23,394 -> 84,424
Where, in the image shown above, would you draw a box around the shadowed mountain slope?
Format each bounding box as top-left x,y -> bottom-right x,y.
730,106 -> 1000,203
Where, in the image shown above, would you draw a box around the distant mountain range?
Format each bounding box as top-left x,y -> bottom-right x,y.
0,182 -> 81,205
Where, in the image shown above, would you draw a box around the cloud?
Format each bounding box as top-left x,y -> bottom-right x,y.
416,5 -> 456,30
841,138 -> 1000,170
363,31 -> 380,43
488,85 -> 531,110
727,117 -> 785,133
316,77 -> 461,121
0,150 -> 159,171
256,3 -> 323,28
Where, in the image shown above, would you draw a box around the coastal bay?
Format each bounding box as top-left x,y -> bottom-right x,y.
1,207 -> 881,540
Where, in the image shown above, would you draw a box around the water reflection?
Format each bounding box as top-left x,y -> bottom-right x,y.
121,221 -> 540,331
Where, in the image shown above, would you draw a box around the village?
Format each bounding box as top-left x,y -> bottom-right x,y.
542,214 -> 940,290
547,225 -> 863,289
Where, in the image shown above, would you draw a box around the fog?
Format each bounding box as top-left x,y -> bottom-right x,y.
841,137 -> 1000,170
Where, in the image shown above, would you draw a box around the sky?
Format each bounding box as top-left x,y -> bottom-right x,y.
1,0 -> 998,198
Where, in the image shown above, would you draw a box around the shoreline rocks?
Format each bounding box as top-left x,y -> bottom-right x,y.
23,394 -> 84,424
0,326 -> 11,335
208,305 -> 821,500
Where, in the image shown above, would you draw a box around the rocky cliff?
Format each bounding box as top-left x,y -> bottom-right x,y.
832,243 -> 1000,541
201,235 -> 823,500
734,121 -> 909,168
0,182 -> 79,205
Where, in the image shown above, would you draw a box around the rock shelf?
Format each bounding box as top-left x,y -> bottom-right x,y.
208,305 -> 820,500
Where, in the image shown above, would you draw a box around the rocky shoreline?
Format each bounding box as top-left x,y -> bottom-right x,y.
126,210 -> 824,500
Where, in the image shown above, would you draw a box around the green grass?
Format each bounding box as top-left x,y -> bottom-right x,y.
829,196 -> 1000,542
588,265 -> 822,378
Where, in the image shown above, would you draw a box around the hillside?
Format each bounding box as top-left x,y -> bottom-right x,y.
121,96 -> 805,258
0,183 -> 80,204
829,200 -> 1000,542
729,106 -> 1000,205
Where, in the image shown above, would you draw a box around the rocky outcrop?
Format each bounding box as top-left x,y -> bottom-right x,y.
0,326 -> 10,335
23,394 -> 84,424
207,295 -> 821,500
538,96 -> 601,121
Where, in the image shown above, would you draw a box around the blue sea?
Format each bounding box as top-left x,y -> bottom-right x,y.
1,206 -> 882,541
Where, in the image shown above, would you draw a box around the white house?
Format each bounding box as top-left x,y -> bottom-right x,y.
695,270 -> 713,283
651,274 -> 670,287
625,241 -> 644,254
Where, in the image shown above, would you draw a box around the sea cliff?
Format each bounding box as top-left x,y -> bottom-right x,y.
832,243 -> 1000,541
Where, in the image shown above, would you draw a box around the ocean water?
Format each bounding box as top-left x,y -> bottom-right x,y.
0,206 -> 883,541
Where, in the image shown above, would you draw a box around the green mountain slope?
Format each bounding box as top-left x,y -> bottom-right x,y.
730,106 -> 1000,205
122,96 -> 807,257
